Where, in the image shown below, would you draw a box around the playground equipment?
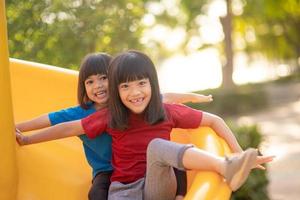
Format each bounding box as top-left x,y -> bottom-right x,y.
0,1 -> 231,199
3,58 -> 232,200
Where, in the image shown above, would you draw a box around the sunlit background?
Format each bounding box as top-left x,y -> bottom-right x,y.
140,0 -> 295,92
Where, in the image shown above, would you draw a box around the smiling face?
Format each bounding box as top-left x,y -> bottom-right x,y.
108,50 -> 165,130
85,74 -> 109,110
77,53 -> 111,110
118,78 -> 152,114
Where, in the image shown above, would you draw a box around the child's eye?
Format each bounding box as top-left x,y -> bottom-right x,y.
139,79 -> 148,86
100,76 -> 107,81
85,80 -> 93,85
98,75 -> 107,81
139,81 -> 146,85
120,83 -> 129,89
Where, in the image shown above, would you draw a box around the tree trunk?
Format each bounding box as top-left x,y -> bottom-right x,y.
220,0 -> 235,90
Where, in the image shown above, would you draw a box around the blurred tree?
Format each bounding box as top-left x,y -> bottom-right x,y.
6,0 -> 145,68
146,0 -> 300,88
7,0 -> 299,83
220,0 -> 234,89
236,0 -> 300,70
180,0 -> 236,90
147,0 -> 236,89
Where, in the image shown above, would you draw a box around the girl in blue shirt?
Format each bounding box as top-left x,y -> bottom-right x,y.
16,53 -> 113,199
15,52 -> 213,200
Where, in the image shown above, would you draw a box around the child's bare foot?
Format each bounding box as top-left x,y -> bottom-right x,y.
224,148 -> 257,191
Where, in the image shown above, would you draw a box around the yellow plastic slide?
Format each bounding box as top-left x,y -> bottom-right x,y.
10,59 -> 91,199
1,59 -> 231,199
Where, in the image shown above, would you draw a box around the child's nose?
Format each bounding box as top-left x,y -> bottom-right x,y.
98,79 -> 105,85
130,87 -> 141,96
94,81 -> 103,88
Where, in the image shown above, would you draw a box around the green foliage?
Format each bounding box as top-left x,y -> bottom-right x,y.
236,0 -> 300,63
232,169 -> 269,200
230,124 -> 262,149
6,0 -> 145,68
186,85 -> 268,116
230,124 -> 270,200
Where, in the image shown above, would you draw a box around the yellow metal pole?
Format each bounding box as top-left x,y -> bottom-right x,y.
0,0 -> 18,199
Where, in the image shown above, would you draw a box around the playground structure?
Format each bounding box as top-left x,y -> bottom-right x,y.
0,1 -> 231,199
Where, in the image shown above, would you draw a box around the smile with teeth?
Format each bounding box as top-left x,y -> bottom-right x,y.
95,90 -> 107,98
129,97 -> 144,105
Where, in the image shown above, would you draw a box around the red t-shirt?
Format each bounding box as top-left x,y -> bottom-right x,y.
81,103 -> 202,183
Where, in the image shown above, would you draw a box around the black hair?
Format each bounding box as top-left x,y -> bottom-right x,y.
108,50 -> 165,130
77,52 -> 112,109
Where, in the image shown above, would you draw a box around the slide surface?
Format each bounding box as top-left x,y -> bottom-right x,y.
6,59 -> 231,199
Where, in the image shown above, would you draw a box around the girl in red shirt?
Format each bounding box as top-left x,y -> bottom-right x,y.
16,50 -> 273,200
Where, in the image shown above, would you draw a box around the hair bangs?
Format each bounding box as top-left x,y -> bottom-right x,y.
116,53 -> 151,84
80,53 -> 110,81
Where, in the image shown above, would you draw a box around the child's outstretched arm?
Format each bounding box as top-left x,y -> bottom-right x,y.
16,114 -> 51,132
16,120 -> 84,146
200,112 -> 274,168
200,112 -> 243,153
162,93 -> 213,104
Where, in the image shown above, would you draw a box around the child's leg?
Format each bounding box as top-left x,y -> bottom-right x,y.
182,147 -> 258,191
174,168 -> 187,200
144,138 -> 193,200
144,138 -> 257,200
108,179 -> 144,200
88,171 -> 112,200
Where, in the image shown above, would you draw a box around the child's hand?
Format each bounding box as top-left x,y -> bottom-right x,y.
204,94 -> 213,102
253,155 -> 275,170
15,128 -> 28,146
191,94 -> 213,103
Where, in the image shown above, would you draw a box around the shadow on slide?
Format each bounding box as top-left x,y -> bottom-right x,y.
9,59 -> 231,200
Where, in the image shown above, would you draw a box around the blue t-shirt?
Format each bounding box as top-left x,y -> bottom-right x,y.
48,104 -> 113,178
